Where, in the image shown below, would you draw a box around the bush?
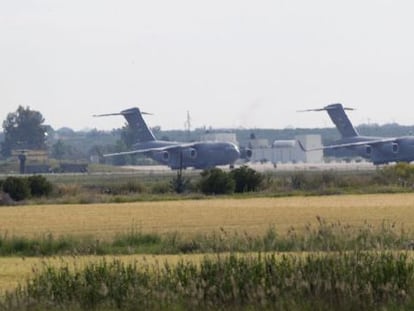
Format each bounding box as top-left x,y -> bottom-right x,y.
230,165 -> 263,193
290,172 -> 308,190
27,175 -> 53,197
170,171 -> 190,194
199,168 -> 235,195
151,181 -> 172,194
375,162 -> 414,187
103,181 -> 146,195
0,191 -> 14,205
2,177 -> 30,201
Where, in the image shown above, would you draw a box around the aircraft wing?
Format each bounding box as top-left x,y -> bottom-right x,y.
103,143 -> 197,157
297,138 -> 397,152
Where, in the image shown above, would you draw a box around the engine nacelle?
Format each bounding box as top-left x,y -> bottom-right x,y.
162,151 -> 170,160
377,142 -> 400,154
181,148 -> 197,160
392,142 -> 399,154
240,147 -> 253,160
153,151 -> 170,162
353,144 -> 372,158
244,148 -> 253,159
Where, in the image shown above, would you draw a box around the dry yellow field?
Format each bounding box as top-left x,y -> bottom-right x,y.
2,193 -> 414,293
1,193 -> 414,239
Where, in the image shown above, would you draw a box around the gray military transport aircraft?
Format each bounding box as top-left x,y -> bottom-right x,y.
298,103 -> 414,165
94,107 -> 245,169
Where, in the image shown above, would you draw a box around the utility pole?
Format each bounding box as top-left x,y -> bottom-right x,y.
18,151 -> 27,174
184,110 -> 191,141
171,151 -> 186,193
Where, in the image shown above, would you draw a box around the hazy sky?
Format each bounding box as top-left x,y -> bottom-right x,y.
1,0 -> 414,131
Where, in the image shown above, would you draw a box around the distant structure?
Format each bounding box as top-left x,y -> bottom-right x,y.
59,163 -> 88,173
248,134 -> 323,164
184,111 -> 192,140
12,149 -> 50,174
294,135 -> 323,163
200,132 -> 239,145
10,149 -> 88,174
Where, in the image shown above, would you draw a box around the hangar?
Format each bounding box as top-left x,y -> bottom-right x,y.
248,134 -> 323,164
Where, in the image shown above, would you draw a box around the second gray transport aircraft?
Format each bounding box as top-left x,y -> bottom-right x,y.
95,107 -> 248,169
299,103 -> 414,165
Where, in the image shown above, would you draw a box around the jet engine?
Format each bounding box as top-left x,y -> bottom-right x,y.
162,151 -> 170,160
240,147 -> 253,160
181,148 -> 197,160
377,142 -> 399,154
246,148 -> 253,159
392,142 -> 399,154
353,145 -> 372,158
153,151 -> 170,162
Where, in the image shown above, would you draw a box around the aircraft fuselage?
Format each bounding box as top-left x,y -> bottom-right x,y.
334,136 -> 414,165
133,140 -> 241,169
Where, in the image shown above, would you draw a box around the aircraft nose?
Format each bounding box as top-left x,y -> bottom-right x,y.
231,145 -> 241,159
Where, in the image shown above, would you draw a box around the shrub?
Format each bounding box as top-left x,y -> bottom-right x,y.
199,168 -> 235,195
375,162 -> 414,187
151,181 -> 172,194
290,172 -> 308,190
27,175 -> 53,197
0,191 -> 14,205
230,165 -> 263,193
170,171 -> 190,194
2,177 -> 30,201
103,181 -> 146,195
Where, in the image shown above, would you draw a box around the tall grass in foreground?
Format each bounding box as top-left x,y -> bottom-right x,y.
3,251 -> 414,310
0,219 -> 411,256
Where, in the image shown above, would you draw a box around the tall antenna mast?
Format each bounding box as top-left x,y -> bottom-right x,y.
184,110 -> 191,140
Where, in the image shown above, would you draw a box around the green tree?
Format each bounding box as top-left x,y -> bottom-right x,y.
27,175 -> 53,197
230,165 -> 264,193
2,176 -> 31,201
1,106 -> 47,157
51,139 -> 66,160
199,168 -> 235,195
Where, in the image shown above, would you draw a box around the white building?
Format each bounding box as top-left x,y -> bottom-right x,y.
249,134 -> 323,163
292,135 -> 323,163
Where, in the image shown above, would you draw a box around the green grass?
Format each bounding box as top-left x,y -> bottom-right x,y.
4,251 -> 414,310
0,219 -> 411,257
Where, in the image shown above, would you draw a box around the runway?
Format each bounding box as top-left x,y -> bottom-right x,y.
0,161 -> 378,180
120,161 -> 377,173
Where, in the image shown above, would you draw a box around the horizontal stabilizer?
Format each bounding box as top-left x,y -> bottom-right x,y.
297,105 -> 355,113
298,103 -> 359,138
298,137 -> 397,152
93,112 -> 123,117
93,111 -> 152,118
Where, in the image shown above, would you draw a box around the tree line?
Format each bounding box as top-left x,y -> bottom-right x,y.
2,106 -> 414,163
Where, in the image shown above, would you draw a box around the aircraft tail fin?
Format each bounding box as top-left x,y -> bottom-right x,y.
299,103 -> 359,138
94,107 -> 156,142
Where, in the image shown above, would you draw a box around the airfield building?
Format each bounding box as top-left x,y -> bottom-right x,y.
249,134 -> 323,164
